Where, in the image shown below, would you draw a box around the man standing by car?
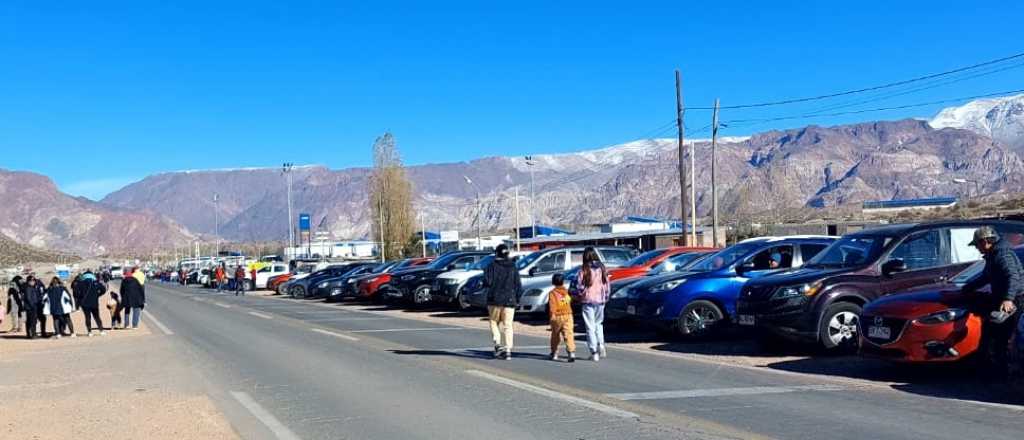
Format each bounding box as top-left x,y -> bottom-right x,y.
234,265 -> 246,296
963,226 -> 1024,376
484,244 -> 521,360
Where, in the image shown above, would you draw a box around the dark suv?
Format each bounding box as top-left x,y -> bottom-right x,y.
383,251 -> 491,305
737,220 -> 1024,351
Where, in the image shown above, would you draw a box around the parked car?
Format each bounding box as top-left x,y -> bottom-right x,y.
286,264 -> 365,297
268,273 -> 292,294
737,220 -> 1024,351
609,247 -> 717,281
518,247 -> 638,315
606,251 -> 717,320
356,258 -> 433,301
859,245 -> 1024,362
110,266 -> 124,279
383,252 -> 491,305
432,255 -> 495,310
463,246 -> 639,312
611,236 -> 835,338
253,263 -> 290,290
320,264 -> 388,302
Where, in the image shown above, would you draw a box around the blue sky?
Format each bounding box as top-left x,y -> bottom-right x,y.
2,1 -> 1022,200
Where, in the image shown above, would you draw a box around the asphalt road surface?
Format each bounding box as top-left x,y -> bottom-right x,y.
142,281 -> 1024,440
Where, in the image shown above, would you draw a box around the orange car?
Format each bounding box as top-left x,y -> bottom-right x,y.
608,247 -> 717,281
357,257 -> 433,300
268,273 -> 292,293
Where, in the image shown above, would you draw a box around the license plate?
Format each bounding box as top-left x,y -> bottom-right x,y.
867,326 -> 891,339
627,305 -> 636,315
738,314 -> 755,326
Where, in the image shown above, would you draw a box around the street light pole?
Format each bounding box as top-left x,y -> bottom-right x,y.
464,176 -> 483,250
213,193 -> 220,255
282,163 -> 295,261
525,156 -> 537,239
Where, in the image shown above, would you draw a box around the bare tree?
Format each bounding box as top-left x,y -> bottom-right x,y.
368,133 -> 415,260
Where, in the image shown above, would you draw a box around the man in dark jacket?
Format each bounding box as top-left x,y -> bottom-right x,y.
22,276 -> 44,339
483,244 -> 521,360
79,273 -> 106,335
963,226 -> 1024,374
120,272 -> 146,330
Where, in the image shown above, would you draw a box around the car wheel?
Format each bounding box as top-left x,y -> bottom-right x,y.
819,302 -> 862,351
456,291 -> 472,311
412,285 -> 432,305
675,300 -> 724,339
292,286 -> 305,298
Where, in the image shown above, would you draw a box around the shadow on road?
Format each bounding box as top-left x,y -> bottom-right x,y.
389,349 -> 552,361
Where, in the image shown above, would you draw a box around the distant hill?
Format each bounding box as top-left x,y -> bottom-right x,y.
0,232 -> 73,267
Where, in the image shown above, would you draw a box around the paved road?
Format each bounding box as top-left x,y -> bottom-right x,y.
143,282 -> 1024,440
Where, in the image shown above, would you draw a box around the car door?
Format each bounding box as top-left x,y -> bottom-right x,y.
598,248 -> 635,267
740,244 -> 796,280
531,250 -> 567,278
879,229 -> 950,296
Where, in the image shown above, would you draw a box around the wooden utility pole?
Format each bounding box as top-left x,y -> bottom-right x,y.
675,69 -> 688,246
514,186 -> 521,251
711,98 -> 720,247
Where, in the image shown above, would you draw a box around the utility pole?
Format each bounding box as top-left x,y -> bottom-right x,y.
524,156 -> 538,239
711,98 -> 720,247
378,194 -> 386,263
514,186 -> 521,251
213,193 -> 220,255
420,212 -> 427,258
463,176 -> 483,250
675,69 -> 689,246
282,163 -> 295,261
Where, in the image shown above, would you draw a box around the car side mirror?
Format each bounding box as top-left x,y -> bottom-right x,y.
446,264 -> 456,271
735,261 -> 756,275
882,259 -> 907,277
528,267 -> 538,276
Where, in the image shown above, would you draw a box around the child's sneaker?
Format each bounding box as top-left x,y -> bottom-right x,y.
567,352 -> 576,363
550,352 -> 560,361
70,333 -> 77,338
493,345 -> 502,359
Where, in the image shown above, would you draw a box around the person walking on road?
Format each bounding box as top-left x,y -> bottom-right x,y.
23,276 -> 46,339
215,264 -> 225,292
484,244 -> 521,360
43,277 -> 75,338
79,272 -> 107,336
962,226 -> 1024,376
250,266 -> 257,292
120,268 -> 146,330
6,275 -> 24,333
548,273 -> 576,362
234,265 -> 246,296
575,247 -> 610,362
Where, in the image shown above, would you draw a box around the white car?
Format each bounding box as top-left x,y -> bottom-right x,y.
109,266 -> 124,279
253,263 -> 289,290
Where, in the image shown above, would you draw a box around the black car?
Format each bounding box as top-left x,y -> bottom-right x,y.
382,251 -> 490,305
318,264 -> 387,301
288,264 -> 364,298
737,220 -> 1024,350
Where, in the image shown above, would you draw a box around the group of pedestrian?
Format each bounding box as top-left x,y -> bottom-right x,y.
483,245 -> 610,363
3,266 -> 147,339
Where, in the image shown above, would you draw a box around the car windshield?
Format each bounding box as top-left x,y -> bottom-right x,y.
623,249 -> 666,268
807,236 -> 888,269
470,255 -> 494,270
427,254 -> 463,270
688,242 -> 764,272
516,251 -> 544,270
650,252 -> 712,275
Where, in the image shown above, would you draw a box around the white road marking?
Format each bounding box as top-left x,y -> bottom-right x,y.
607,384 -> 845,401
248,311 -> 273,320
229,391 -> 302,440
311,328 -> 360,341
466,370 -> 638,419
349,327 -> 469,333
142,311 -> 174,335
213,302 -> 232,309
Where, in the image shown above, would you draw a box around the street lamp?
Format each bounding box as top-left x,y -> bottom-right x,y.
213,193 -> 220,256
282,163 -> 295,261
463,175 -> 483,250
524,156 -> 537,239
952,178 -> 981,199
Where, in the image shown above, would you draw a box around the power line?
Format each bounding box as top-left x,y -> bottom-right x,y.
688,50 -> 1024,110
721,88 -> 1024,126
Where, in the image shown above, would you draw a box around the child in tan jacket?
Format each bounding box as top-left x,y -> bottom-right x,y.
547,273 -> 576,362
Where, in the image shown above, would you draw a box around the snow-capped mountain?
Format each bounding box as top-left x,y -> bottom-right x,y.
510,136 -> 750,172
930,94 -> 1024,152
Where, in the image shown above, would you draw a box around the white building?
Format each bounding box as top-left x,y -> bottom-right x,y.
285,240 -> 378,260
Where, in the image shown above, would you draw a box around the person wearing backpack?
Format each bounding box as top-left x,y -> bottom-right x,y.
575,247 -> 610,362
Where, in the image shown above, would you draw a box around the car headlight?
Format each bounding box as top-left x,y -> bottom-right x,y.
771,281 -> 823,300
318,281 -> 329,288
611,287 -> 629,299
916,308 -> 968,325
650,279 -> 686,293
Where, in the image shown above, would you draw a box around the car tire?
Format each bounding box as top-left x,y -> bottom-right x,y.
819,302 -> 862,352
675,300 -> 724,339
412,285 -> 432,305
456,291 -> 472,311
292,286 -> 305,298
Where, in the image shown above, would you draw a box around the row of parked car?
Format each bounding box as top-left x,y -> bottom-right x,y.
238,219 -> 1024,364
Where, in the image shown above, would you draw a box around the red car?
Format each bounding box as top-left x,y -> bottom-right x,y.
608,247 -> 717,281
268,273 -> 292,293
357,257 -> 433,300
860,246 -> 1024,363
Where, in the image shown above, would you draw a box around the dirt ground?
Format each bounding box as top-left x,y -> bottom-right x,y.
0,298 -> 238,440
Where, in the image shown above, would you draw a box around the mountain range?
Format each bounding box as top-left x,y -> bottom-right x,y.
3,95 -> 1024,256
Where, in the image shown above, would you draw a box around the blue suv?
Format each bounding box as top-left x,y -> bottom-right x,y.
610,236 -> 835,338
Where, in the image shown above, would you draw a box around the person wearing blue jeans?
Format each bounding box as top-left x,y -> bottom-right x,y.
574,247 -> 611,362
130,307 -> 142,328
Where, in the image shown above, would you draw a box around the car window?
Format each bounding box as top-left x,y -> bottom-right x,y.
600,249 -> 634,266
949,227 -> 982,264
800,244 -> 829,261
995,224 -> 1024,247
808,236 -> 887,269
535,252 -> 566,273
748,245 -> 794,270
453,256 -> 476,269
888,230 -> 944,271
258,267 -> 270,273
570,250 -> 584,266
